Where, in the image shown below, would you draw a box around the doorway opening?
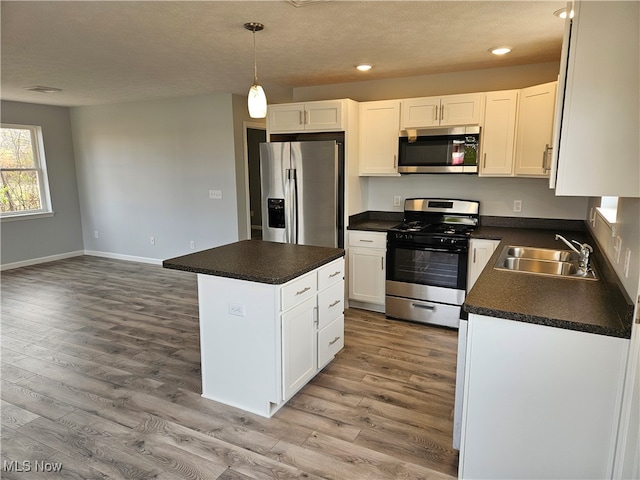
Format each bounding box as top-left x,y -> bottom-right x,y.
246,126 -> 266,239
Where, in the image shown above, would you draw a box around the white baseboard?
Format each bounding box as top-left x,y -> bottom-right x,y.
83,250 -> 162,265
0,250 -> 85,271
1,250 -> 163,271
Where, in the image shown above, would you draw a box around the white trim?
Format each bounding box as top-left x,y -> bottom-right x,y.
0,250 -> 84,271
1,211 -> 55,222
243,121 -> 266,240
83,250 -> 162,265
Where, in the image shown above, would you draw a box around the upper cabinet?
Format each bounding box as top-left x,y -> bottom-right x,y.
268,100 -> 345,133
401,93 -> 484,129
480,82 -> 557,178
358,100 -> 401,176
551,1 -> 640,197
479,90 -> 519,176
514,81 -> 557,177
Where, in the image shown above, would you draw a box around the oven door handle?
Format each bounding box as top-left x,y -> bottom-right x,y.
388,244 -> 467,254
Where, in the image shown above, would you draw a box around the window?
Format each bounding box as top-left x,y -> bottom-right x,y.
598,196 -> 619,224
0,124 -> 52,218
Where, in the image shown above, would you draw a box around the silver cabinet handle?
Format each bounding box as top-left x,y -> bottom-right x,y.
295,286 -> 311,296
473,248 -> 477,263
329,271 -> 341,278
359,239 -> 374,243
299,110 -> 304,125
434,105 -> 439,121
483,152 -> 487,168
393,154 -> 397,168
381,257 -> 384,270
440,104 -> 445,121
543,144 -> 553,172
328,336 -> 341,346
329,299 -> 341,308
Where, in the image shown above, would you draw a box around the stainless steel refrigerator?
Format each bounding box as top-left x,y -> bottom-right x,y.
260,140 -> 343,248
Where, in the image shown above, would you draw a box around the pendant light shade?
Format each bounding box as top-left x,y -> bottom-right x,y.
245,22 -> 267,119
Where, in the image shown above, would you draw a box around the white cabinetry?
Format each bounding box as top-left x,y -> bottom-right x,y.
479,91 -> 519,176
460,314 -> 629,479
514,81 -> 557,177
197,257 -> 344,417
358,100 -> 401,176
348,231 -> 386,312
467,239 -> 500,291
268,100 -> 345,133
551,1 -> 639,197
401,93 -> 483,129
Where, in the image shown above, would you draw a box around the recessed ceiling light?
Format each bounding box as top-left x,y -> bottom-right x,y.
24,85 -> 62,93
489,47 -> 512,56
356,64 -> 372,72
553,7 -> 574,19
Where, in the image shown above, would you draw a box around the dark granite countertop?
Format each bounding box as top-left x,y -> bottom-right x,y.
468,224 -> 634,339
348,210 -> 403,232
348,210 -> 634,338
163,240 -> 344,285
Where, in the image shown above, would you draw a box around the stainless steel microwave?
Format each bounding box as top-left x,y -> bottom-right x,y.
398,126 -> 480,174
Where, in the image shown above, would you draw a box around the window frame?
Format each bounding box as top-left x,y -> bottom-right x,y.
0,123 -> 53,221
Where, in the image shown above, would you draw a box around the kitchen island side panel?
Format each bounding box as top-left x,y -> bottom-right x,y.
197,274 -> 281,417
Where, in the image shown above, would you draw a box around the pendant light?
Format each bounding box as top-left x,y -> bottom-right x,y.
244,22 -> 267,119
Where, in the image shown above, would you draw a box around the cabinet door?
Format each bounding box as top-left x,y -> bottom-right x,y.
467,239 -> 500,291
440,93 -> 484,126
282,296 -> 317,400
304,101 -> 343,131
514,82 -> 557,177
359,100 -> 401,176
348,247 -> 385,305
479,91 -> 518,176
401,96 -> 440,129
268,103 -> 306,133
553,1 -> 639,197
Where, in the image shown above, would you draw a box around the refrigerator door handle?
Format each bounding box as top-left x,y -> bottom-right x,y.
284,169 -> 292,243
290,169 -> 298,244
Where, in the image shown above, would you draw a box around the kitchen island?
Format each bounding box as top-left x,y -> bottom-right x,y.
163,240 -> 345,417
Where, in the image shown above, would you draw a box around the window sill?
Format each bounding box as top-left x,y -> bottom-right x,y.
596,207 -> 617,225
1,211 -> 55,222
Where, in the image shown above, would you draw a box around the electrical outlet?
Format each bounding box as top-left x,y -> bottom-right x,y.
613,236 -> 622,263
150,236 -> 155,245
623,249 -> 631,278
229,303 -> 245,317
94,230 -> 99,239
209,189 -> 223,200
513,200 -> 522,213
190,240 -> 195,250
393,195 -> 401,207
589,208 -> 597,227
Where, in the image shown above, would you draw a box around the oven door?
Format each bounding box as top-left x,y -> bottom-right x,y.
385,241 -> 468,327
386,242 -> 467,291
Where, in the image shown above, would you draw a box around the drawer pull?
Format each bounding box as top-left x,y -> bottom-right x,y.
296,286 -> 311,296
412,303 -> 435,311
359,239 -> 374,243
328,336 -> 341,346
329,299 -> 341,308
329,271 -> 341,278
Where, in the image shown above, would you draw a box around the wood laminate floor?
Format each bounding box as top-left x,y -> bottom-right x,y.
1,256 -> 459,479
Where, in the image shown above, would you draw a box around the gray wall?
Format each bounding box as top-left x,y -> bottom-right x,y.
1,101 -> 84,266
71,93 -> 241,262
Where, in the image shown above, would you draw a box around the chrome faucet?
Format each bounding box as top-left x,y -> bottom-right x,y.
555,234 -> 593,275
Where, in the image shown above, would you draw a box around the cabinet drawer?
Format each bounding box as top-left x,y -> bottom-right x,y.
281,272 -> 317,311
318,258 -> 344,290
318,314 -> 344,367
317,280 -> 344,329
349,231 -> 386,249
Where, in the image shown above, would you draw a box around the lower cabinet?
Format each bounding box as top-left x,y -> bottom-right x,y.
197,257 -> 345,418
459,314 -> 629,479
467,238 -> 501,291
348,230 -> 386,312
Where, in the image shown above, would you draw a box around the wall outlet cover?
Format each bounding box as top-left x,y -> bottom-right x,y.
513,200 -> 522,213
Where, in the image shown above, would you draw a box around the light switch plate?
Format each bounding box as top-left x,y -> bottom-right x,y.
209,189 -> 222,200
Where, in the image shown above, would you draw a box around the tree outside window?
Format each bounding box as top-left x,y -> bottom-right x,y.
0,124 -> 52,217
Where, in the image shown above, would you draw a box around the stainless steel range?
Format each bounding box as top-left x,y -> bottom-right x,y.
386,198 -> 480,329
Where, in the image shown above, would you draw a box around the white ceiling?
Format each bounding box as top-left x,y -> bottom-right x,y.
1,0 -> 567,107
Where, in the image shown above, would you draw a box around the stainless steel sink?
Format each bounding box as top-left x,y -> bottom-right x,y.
494,245 -> 598,280
505,246 -> 577,262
